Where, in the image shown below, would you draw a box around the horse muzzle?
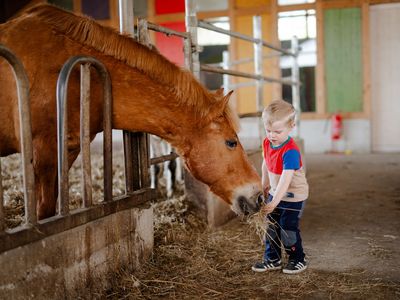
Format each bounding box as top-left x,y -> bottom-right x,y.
234,193 -> 263,216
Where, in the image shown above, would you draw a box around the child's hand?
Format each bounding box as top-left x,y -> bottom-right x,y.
261,201 -> 277,214
262,186 -> 270,198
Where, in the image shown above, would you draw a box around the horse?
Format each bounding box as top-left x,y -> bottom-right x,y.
0,4 -> 262,220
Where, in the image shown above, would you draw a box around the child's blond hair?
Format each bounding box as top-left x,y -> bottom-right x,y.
262,100 -> 296,127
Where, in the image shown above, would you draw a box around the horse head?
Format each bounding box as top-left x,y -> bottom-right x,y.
178,89 -> 263,216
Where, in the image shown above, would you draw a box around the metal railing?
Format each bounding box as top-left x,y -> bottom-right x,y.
56,56 -> 113,215
0,45 -> 36,231
184,0 -> 301,139
0,51 -> 154,253
136,2 -> 301,157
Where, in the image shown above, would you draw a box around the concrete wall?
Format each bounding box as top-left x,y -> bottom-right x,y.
0,205 -> 153,299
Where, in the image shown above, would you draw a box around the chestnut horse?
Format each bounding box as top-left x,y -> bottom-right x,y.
0,4 -> 262,219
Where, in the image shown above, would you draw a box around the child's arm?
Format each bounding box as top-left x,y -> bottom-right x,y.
261,159 -> 270,197
263,169 -> 294,214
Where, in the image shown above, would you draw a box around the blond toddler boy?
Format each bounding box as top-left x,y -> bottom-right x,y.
252,100 -> 309,274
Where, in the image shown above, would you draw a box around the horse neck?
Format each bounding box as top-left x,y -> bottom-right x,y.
109,61 -> 196,148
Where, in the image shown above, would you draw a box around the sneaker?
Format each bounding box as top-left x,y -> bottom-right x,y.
251,260 -> 282,272
282,259 -> 307,274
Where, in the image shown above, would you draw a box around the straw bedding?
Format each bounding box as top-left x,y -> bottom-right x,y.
2,153 -> 399,299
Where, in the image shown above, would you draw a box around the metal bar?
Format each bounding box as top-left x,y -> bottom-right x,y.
139,133 -> 150,188
228,81 -> 256,89
222,51 -> 230,90
131,134 -> 141,190
253,16 -> 264,145
238,111 -> 262,118
80,64 -> 93,208
0,158 -> 4,231
137,18 -> 152,190
119,0 -> 137,195
184,35 -> 193,71
57,63 -> 70,216
291,36 -> 301,137
118,0 -> 135,36
123,133 -> 134,193
57,56 -> 113,214
200,64 -> 298,86
0,45 -> 36,226
185,0 -> 200,79
102,63 -> 113,202
150,153 -> 179,165
146,21 -> 189,39
198,20 -> 293,56
228,52 -> 283,66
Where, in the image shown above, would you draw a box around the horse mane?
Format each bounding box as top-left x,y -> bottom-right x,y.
22,4 -> 239,131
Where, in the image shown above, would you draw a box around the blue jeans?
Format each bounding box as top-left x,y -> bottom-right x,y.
264,194 -> 306,262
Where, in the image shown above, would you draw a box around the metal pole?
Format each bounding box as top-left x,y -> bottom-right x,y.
57,55 -> 113,215
0,45 -> 36,226
137,18 -> 152,189
119,0 -> 137,193
222,51 -> 230,91
118,0 -> 135,36
291,36 -> 301,137
253,16 -> 264,144
185,0 -> 200,79
0,158 -> 3,231
80,64 -> 93,207
198,20 -> 293,56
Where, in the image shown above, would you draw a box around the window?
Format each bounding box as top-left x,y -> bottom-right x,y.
197,17 -> 230,46
278,10 -> 316,112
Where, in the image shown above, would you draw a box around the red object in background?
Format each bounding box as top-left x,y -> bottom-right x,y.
155,0 -> 185,15
155,22 -> 185,66
154,1 -> 186,66
331,113 -> 343,140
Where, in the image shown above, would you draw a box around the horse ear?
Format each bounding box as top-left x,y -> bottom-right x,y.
214,90 -> 233,115
222,90 -> 233,106
214,88 -> 224,98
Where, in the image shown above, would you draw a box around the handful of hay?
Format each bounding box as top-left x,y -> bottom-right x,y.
246,204 -> 272,245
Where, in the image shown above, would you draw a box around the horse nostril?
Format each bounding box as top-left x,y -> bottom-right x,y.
238,196 -> 249,215
256,194 -> 264,210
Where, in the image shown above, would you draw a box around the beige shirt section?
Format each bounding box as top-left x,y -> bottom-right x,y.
268,167 -> 309,202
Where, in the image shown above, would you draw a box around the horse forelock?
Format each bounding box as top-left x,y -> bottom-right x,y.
22,4 -> 218,118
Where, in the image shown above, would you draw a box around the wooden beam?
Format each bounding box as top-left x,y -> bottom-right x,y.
235,5 -> 271,16
361,0 -> 371,117
198,10 -> 229,19
321,0 -> 362,9
277,3 -> 315,12
271,0 -> 281,103
315,0 -> 326,115
73,0 -> 81,12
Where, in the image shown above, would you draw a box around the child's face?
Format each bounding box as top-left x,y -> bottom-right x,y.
264,119 -> 294,146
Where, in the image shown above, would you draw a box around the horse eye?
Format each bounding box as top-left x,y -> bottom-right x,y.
225,139 -> 238,149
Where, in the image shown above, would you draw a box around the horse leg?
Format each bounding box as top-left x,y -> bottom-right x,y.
34,147 -> 58,220
168,158 -> 177,195
34,142 -> 80,220
154,164 -> 161,190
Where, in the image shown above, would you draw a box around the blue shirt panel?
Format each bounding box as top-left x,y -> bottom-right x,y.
283,149 -> 301,170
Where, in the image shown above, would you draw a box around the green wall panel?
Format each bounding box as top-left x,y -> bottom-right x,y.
324,8 -> 363,113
